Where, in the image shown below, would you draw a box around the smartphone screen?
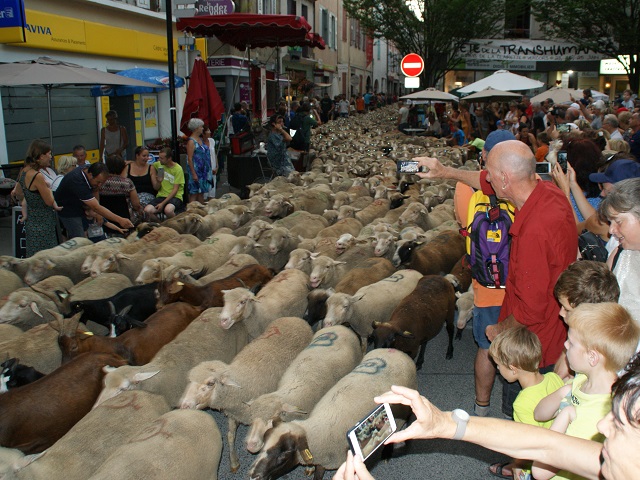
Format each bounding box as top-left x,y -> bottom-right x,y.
397,160 -> 420,173
535,162 -> 551,175
557,151 -> 568,173
347,403 -> 397,461
557,124 -> 570,134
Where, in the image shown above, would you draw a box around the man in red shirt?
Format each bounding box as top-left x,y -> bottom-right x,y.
416,141 -> 577,416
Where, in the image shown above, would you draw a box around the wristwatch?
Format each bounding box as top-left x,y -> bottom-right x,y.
451,409 -> 470,440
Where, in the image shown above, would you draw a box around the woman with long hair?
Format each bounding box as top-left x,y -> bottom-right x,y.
13,139 -> 62,256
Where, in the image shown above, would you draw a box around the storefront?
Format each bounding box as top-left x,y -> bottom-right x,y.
0,3 -> 190,163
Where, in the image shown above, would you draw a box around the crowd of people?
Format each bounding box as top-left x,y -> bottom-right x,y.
336,89 -> 640,480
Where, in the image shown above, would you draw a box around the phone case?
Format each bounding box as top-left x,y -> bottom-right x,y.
346,403 -> 397,461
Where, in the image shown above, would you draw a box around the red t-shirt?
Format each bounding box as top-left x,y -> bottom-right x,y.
480,171 -> 577,367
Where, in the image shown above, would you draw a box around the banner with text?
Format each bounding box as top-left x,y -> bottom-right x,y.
459,39 -> 605,62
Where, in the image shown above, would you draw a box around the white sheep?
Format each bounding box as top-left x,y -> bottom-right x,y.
219,269 -> 310,339
323,270 -> 424,339
0,269 -> 24,300
94,307 -> 250,408
89,410 -> 222,480
308,255 -> 348,289
7,391 -> 170,480
284,249 -> 318,274
245,325 -> 363,453
180,316 -> 313,472
455,289 -> 475,338
0,289 -> 61,330
248,348 -> 417,479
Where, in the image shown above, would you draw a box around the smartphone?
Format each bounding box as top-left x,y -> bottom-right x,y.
397,160 -> 424,174
557,151 -> 568,173
535,162 -> 552,175
347,403 -> 397,461
156,166 -> 164,180
557,124 -> 570,133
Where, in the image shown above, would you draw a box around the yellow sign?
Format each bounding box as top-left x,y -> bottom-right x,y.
143,96 -> 158,128
8,10 -> 177,62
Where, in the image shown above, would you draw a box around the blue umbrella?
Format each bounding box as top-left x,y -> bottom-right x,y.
91,68 -> 185,96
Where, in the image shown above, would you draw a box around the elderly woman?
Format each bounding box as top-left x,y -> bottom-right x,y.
336,352 -> 640,480
50,155 -> 77,191
600,177 -> 640,324
185,117 -> 213,204
266,114 -> 295,177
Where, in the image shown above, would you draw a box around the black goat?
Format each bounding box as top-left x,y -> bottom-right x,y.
1,358 -> 45,391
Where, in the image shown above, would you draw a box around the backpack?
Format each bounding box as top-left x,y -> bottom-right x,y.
461,190 -> 515,288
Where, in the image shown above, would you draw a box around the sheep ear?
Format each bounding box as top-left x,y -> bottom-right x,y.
281,403 -> 307,415
103,365 -> 118,374
221,376 -> 241,388
45,259 -> 56,269
332,260 -> 347,266
455,291 -> 462,299
399,330 -> 415,339
310,252 -> 320,258
119,305 -> 132,316
372,321 -> 382,329
132,371 -> 160,383
30,302 -> 43,318
167,281 -> 184,295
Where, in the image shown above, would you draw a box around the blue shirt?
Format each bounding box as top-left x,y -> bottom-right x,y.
452,129 -> 466,146
630,129 -> 640,161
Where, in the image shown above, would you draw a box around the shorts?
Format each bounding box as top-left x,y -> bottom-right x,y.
472,305 -> 501,349
150,197 -> 183,210
59,216 -> 87,240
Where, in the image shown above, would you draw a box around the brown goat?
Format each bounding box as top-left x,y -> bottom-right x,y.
372,275 -> 456,370
395,230 -> 466,276
155,264 -> 275,309
0,352 -> 127,454
57,303 -> 202,365
446,254 -> 473,293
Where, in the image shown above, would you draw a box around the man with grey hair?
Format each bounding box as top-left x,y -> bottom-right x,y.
415,141 -> 577,419
580,99 -> 605,129
603,114 -> 623,140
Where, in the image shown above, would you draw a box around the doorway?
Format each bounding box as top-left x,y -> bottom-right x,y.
108,96 -> 135,160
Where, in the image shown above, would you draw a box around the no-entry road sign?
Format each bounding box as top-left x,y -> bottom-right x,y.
401,53 -> 424,77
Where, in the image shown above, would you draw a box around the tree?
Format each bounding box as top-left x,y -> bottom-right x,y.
342,0 -> 504,88
531,0 -> 640,93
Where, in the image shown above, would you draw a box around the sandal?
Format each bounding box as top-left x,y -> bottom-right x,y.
488,462 -> 513,479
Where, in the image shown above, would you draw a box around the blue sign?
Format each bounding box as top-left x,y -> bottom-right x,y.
0,0 -> 26,43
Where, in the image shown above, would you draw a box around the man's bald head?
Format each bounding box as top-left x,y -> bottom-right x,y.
488,140 -> 536,180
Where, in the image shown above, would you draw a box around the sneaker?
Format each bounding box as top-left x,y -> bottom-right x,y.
473,402 -> 490,417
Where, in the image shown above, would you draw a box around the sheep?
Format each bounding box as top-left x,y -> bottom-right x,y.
57,303 -> 202,366
180,316 -> 313,472
258,226 -> 302,256
273,210 -> 330,239
68,273 -> 133,303
264,191 -> 332,218
225,235 -> 293,271
0,318 -> 87,374
94,307 -> 250,408
0,352 -> 127,454
191,205 -> 253,240
372,275 -> 456,369
455,289 -> 475,339
89,410 -> 222,480
336,205 -> 359,220
445,254 -> 473,294
0,325 -> 23,343
323,269 -> 424,340
355,198 -> 391,226
308,255 -> 349,289
219,269 -> 310,339
284,248 -> 318,274
0,289 -> 61,330
245,218 -> 275,240
155,264 -> 275,309
370,230 -> 399,261
245,325 -> 363,454
248,348 -> 417,480
6,391 -> 170,480
333,257 -> 396,295
196,254 -> 259,284
0,269 -> 23,299
393,230 -> 466,275
316,218 -> 363,238
0,237 -> 93,280
135,233 -> 241,284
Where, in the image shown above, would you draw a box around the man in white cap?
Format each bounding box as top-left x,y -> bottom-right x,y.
580,99 -> 606,129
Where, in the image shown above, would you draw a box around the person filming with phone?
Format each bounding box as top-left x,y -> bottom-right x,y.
143,148 -> 184,222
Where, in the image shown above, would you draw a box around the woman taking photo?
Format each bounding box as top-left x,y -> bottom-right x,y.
126,146 -> 160,210
185,118 -> 213,204
13,139 -> 62,256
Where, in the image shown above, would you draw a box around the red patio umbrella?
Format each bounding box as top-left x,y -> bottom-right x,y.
305,32 -> 326,50
180,57 -> 225,133
176,13 -> 312,50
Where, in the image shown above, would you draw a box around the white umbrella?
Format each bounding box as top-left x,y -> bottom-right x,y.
0,57 -> 158,148
400,87 -> 459,102
458,70 -> 544,94
462,87 -> 522,102
530,86 -> 609,105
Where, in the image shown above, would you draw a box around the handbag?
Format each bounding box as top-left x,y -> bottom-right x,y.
578,229 -> 608,262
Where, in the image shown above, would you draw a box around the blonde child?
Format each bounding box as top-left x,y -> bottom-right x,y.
489,327 -> 564,479
532,303 -> 640,480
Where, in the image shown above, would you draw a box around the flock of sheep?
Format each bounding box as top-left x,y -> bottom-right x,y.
0,106 -> 479,479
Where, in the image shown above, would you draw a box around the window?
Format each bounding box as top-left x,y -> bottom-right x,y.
259,0 -> 276,14
287,0 -> 296,15
321,7 -> 329,45
301,4 -> 308,22
330,14 -> 336,49
342,7 -> 348,42
504,0 -> 531,38
377,39 -> 381,60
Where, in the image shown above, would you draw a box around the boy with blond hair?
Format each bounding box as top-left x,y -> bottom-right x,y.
532,303 -> 640,480
489,327 -> 564,479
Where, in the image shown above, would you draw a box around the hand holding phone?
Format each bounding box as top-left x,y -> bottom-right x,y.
347,403 -> 397,461
557,151 -> 568,173
397,160 -> 426,174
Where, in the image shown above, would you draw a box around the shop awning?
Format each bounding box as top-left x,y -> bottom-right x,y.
306,32 -> 326,50
177,13 -> 312,50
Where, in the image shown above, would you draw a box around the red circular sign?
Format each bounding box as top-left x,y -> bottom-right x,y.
401,53 -> 424,77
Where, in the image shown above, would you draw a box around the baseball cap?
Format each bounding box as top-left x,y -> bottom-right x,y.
484,130 -> 516,152
589,159 -> 640,184
592,100 -> 606,110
